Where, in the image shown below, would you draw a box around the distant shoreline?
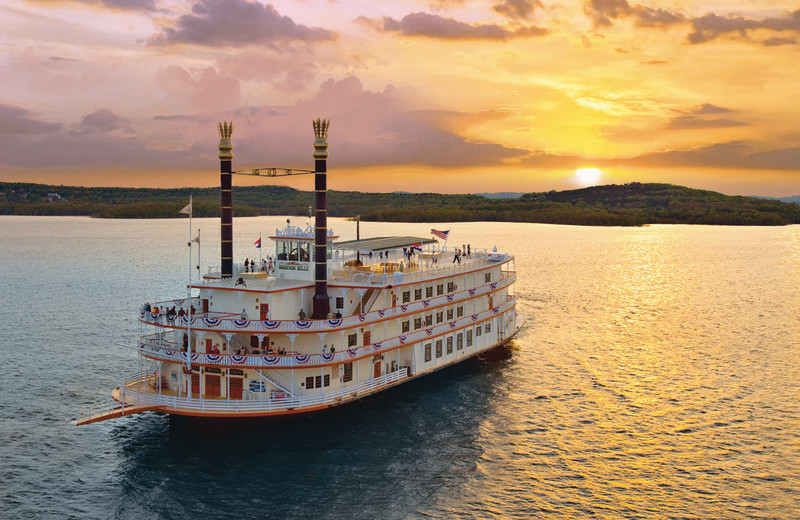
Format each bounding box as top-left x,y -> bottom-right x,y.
3,181 -> 799,226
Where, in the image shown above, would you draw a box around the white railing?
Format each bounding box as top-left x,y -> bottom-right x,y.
138,296 -> 517,368
118,368 -> 409,413
140,271 -> 516,333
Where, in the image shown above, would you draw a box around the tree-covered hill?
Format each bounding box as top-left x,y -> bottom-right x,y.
2,181 -> 799,226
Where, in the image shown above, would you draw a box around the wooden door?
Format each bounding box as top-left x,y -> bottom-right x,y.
373,360 -> 382,378
202,299 -> 209,314
230,377 -> 243,399
260,303 -> 269,320
205,375 -> 221,397
205,338 -> 212,353
191,373 -> 200,397
392,294 -> 397,307
363,330 -> 371,346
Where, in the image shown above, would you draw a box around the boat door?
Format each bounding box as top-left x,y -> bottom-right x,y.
205,375 -> 221,397
191,373 -> 200,397
260,303 -> 269,320
392,294 -> 397,307
230,377 -> 243,399
363,330 -> 371,346
373,360 -> 382,378
202,299 -> 209,314
205,338 -> 212,353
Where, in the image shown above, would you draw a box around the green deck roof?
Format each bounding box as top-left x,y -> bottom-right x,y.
333,236 -> 438,252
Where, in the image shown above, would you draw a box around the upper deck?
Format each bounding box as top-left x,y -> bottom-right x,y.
198,246 -> 511,291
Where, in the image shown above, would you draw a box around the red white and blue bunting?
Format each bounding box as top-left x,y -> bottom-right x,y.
327,319 -> 342,327
203,317 -> 221,327
231,354 -> 246,364
294,320 -> 312,329
294,354 -> 310,364
321,352 -> 335,362
347,348 -> 358,357
262,320 -> 280,329
206,354 -> 222,364
232,319 -> 250,328
358,313 -> 367,322
372,342 -> 383,350
262,355 -> 280,365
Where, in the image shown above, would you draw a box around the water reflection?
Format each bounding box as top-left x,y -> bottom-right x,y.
110,347 -> 515,519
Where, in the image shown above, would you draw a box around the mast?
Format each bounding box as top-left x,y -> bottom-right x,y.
311,118 -> 331,319
218,121 -> 234,279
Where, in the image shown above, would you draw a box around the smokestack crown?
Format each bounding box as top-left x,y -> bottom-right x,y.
312,118 -> 329,160
218,121 -> 234,160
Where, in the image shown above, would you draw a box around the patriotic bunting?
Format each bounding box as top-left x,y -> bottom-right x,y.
294,354 -> 310,364
262,320 -> 280,329
321,353 -> 335,362
262,356 -> 280,365
231,354 -> 246,364
327,319 -> 342,327
232,319 -> 250,328
294,320 -> 312,329
347,348 -> 358,357
206,354 -> 222,363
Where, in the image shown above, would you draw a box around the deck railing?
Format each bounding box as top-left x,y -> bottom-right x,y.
138,296 -> 517,368
118,368 -> 410,413
140,271 -> 516,333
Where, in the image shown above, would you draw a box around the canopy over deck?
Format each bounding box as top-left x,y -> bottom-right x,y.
334,236 -> 437,253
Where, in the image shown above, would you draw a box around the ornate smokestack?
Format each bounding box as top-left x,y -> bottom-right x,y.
218,121 -> 234,279
311,118 -> 331,319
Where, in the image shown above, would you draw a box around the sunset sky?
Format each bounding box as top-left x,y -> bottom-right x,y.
1,0 -> 798,195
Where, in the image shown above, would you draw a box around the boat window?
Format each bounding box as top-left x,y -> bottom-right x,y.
343,362 -> 353,382
486,322 -> 492,333
436,311 -> 443,324
315,375 -> 322,388
457,306 -> 464,317
446,336 -> 453,354
402,291 -> 410,303
456,333 -> 463,350
425,314 -> 432,326
426,286 -> 433,298
437,284 -> 444,296
324,374 -> 330,387
476,325 -> 482,336
305,376 -> 314,389
414,289 -> 422,300
402,321 -> 410,333
467,330 -> 473,346
336,297 -> 344,309
447,281 -> 455,293
435,340 -> 443,358
424,344 -> 432,362
447,309 -> 454,320
485,272 -> 492,283
230,369 -> 244,376
348,333 -> 357,347
414,317 -> 422,330
278,241 -> 288,260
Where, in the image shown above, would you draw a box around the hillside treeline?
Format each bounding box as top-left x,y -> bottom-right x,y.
2,181 -> 799,226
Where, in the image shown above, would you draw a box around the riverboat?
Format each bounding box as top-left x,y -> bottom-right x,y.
77,119 -> 524,424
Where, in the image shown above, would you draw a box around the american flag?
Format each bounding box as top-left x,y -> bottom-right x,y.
431,229 -> 449,240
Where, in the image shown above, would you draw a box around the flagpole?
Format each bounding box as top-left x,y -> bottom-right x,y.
442,231 -> 450,253
186,195 -> 193,389
197,229 -> 201,278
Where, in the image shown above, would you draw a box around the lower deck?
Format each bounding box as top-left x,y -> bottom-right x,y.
106,313 -> 525,419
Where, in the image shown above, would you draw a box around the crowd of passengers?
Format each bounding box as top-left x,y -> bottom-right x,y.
143,303 -> 196,318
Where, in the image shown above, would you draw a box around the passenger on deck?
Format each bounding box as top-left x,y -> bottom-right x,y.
298,309 -> 307,320
335,311 -> 342,318
244,258 -> 250,272
235,277 -> 246,286
241,308 -> 248,320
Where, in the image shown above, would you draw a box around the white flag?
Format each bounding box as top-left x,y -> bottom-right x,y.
179,201 -> 192,215
191,234 -> 200,244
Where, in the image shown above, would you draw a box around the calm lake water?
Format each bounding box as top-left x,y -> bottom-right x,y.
1,215 -> 798,519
